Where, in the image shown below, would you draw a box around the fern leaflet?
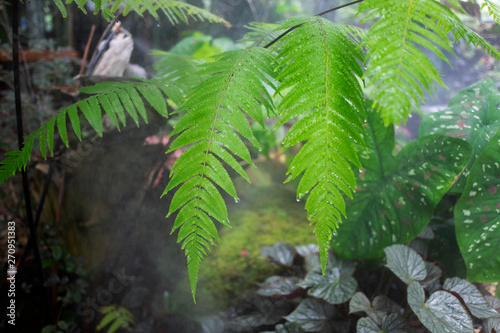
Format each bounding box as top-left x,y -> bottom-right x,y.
59,0 -> 230,27
96,305 -> 135,333
0,79 -> 175,184
483,0 -> 500,25
163,47 -> 276,301
273,17 -> 365,274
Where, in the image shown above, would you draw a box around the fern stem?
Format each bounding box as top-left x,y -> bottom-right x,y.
264,0 -> 365,48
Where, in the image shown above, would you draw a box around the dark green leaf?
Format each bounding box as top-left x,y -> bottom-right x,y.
385,244 -> 427,285
331,105 -> 472,259
284,297 -> 336,332
257,276 -> 303,297
454,128 -> 500,282
407,281 -> 473,333
443,277 -> 498,318
299,262 -> 357,305
260,242 -> 297,266
419,78 -> 500,192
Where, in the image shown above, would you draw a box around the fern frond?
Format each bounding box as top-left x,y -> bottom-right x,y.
0,79 -> 173,184
273,17 -> 365,274
152,51 -> 202,103
439,15 -> 500,60
58,0 -> 230,27
360,0 -> 460,125
163,47 -> 276,301
96,305 -> 135,333
482,0 -> 500,25
360,0 -> 500,126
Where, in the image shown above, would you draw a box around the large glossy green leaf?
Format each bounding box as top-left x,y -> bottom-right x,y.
419,78 -> 500,192
331,106 -> 472,259
408,281 -> 473,333
454,128 -> 500,282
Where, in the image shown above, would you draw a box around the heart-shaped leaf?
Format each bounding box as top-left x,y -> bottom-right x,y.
331,106 -> 472,259
350,292 -> 401,325
443,277 -> 499,318
261,242 -> 297,266
454,129 -> 500,282
299,261 -> 357,304
385,244 -> 427,285
257,276 -> 304,298
284,297 -> 336,332
350,292 -> 372,314
419,78 -> 500,192
421,262 -> 442,288
407,281 -> 473,333
356,314 -> 409,333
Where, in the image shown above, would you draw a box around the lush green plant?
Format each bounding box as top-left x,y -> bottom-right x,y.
332,78 -> 500,278
216,241 -> 500,333
2,0 -> 500,302
96,305 -> 135,333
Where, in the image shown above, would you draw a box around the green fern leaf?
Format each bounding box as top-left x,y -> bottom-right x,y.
273,17 -> 365,274
163,47 -> 276,301
0,80 -> 171,184
360,0 -> 500,126
46,116 -> 56,156
360,0 -> 457,125
56,0 -> 228,25
483,0 -> 500,25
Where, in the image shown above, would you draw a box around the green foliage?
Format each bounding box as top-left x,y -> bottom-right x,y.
274,17 -> 365,275
330,104 -> 471,259
96,305 -> 135,333
248,242 -> 500,333
483,0 -> 500,25
419,78 -> 500,191
455,128 -> 500,283
419,78 -> 500,282
59,0 -> 230,26
0,79 -> 172,184
163,47 -> 276,301
4,0 -> 500,303
360,0 -> 500,126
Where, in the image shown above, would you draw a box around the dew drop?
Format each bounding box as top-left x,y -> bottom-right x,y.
234,197 -> 240,203
296,198 -> 301,202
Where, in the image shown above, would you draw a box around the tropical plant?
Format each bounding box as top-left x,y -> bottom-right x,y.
203,241 -> 500,332
96,305 -> 135,333
3,0 -> 500,302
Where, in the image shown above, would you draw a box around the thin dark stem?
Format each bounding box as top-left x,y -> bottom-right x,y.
315,0 -> 364,17
264,0 -> 364,48
12,0 -> 55,324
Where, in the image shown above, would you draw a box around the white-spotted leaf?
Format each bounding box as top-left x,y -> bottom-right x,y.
331,106 -> 472,259
454,128 -> 500,283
